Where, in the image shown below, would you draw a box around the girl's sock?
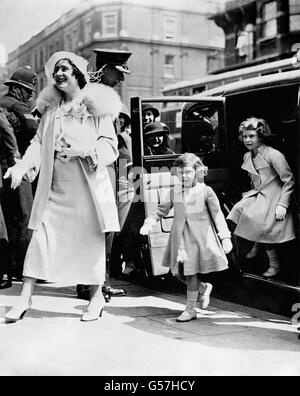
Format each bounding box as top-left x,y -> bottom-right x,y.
186,290 -> 199,311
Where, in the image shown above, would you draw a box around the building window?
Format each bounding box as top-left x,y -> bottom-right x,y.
261,1 -> 277,38
236,24 -> 254,60
39,76 -> 44,91
164,17 -> 176,40
34,52 -> 38,70
84,19 -> 92,43
102,12 -> 118,37
40,48 -> 44,68
56,40 -> 60,52
72,28 -> 79,50
48,43 -> 54,57
289,0 -> 300,32
164,55 -> 175,79
65,33 -> 72,51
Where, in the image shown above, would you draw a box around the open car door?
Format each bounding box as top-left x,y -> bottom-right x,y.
130,96 -> 227,277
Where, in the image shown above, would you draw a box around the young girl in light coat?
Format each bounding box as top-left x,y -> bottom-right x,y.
227,117 -> 296,278
140,153 -> 233,322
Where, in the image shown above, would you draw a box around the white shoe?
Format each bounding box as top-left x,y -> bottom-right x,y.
262,267 -> 280,278
81,297 -> 105,322
5,300 -> 32,323
176,309 -> 197,322
199,283 -> 213,309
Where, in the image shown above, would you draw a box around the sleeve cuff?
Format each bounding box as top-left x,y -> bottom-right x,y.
144,217 -> 157,226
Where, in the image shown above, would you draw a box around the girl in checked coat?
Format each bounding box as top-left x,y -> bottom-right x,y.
227,117 -> 296,278
4,51 -> 121,323
140,153 -> 233,322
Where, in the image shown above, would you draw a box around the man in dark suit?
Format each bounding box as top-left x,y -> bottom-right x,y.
0,107 -> 19,288
0,66 -> 38,282
77,49 -> 132,301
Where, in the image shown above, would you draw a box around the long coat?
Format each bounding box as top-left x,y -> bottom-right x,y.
22,83 -> 121,233
228,144 -> 296,244
149,183 -> 230,275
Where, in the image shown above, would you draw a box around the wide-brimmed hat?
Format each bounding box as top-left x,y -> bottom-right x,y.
44,51 -> 89,84
144,122 -> 170,137
142,103 -> 160,119
94,48 -> 132,74
4,66 -> 37,92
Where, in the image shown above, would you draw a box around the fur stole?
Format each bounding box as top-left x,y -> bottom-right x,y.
36,83 -> 122,119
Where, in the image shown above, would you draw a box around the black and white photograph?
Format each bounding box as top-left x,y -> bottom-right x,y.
0,0 -> 300,378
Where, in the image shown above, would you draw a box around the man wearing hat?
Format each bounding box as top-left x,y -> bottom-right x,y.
142,103 -> 160,127
0,108 -> 19,289
0,65 -> 38,283
92,48 -> 131,88
95,48 -> 134,294
77,49 -> 132,300
143,121 -> 175,156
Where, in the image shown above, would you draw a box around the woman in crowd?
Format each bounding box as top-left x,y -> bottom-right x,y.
4,51 -> 121,323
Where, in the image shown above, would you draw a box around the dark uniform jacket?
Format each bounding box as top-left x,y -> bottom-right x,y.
0,93 -> 37,155
0,93 -> 37,277
0,107 -> 18,187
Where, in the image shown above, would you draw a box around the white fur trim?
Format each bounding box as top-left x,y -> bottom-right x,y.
36,83 -> 122,119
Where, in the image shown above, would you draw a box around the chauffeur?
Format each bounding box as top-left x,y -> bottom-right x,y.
77,49 -> 132,300
0,66 -> 38,284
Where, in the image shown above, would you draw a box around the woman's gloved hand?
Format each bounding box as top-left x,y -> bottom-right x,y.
140,218 -> 156,235
222,238 -> 233,254
140,223 -> 154,235
275,205 -> 287,221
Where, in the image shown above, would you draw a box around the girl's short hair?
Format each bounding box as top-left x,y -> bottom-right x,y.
174,153 -> 208,176
238,117 -> 271,143
53,59 -> 87,89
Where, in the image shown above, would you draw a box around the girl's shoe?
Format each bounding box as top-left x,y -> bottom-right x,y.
176,309 -> 197,322
262,266 -> 280,278
5,301 -> 32,323
81,298 -> 105,322
199,283 -> 213,309
246,243 -> 259,259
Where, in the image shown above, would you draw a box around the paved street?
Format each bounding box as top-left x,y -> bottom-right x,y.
0,277 -> 299,376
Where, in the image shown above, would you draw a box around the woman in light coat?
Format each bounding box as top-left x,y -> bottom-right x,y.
4,51 -> 121,322
227,117 -> 296,277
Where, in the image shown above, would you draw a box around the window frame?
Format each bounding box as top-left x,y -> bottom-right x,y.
261,1 -> 277,39
289,0 -> 300,32
164,16 -> 177,40
102,12 -> 118,37
164,54 -> 175,79
84,18 -> 92,43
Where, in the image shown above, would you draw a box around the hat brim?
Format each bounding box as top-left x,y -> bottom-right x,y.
144,129 -> 169,137
119,112 -> 131,122
45,51 -> 89,84
114,65 -> 130,74
4,80 -> 37,93
142,107 -> 160,119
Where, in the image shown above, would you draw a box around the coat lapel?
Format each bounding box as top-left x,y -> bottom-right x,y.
253,146 -> 270,170
241,153 -> 258,176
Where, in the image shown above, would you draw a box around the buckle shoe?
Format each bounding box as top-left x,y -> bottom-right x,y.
199,283 -> 213,309
176,309 -> 197,322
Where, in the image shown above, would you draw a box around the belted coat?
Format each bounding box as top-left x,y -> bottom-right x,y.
228,144 -> 296,243
148,183 -> 230,275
